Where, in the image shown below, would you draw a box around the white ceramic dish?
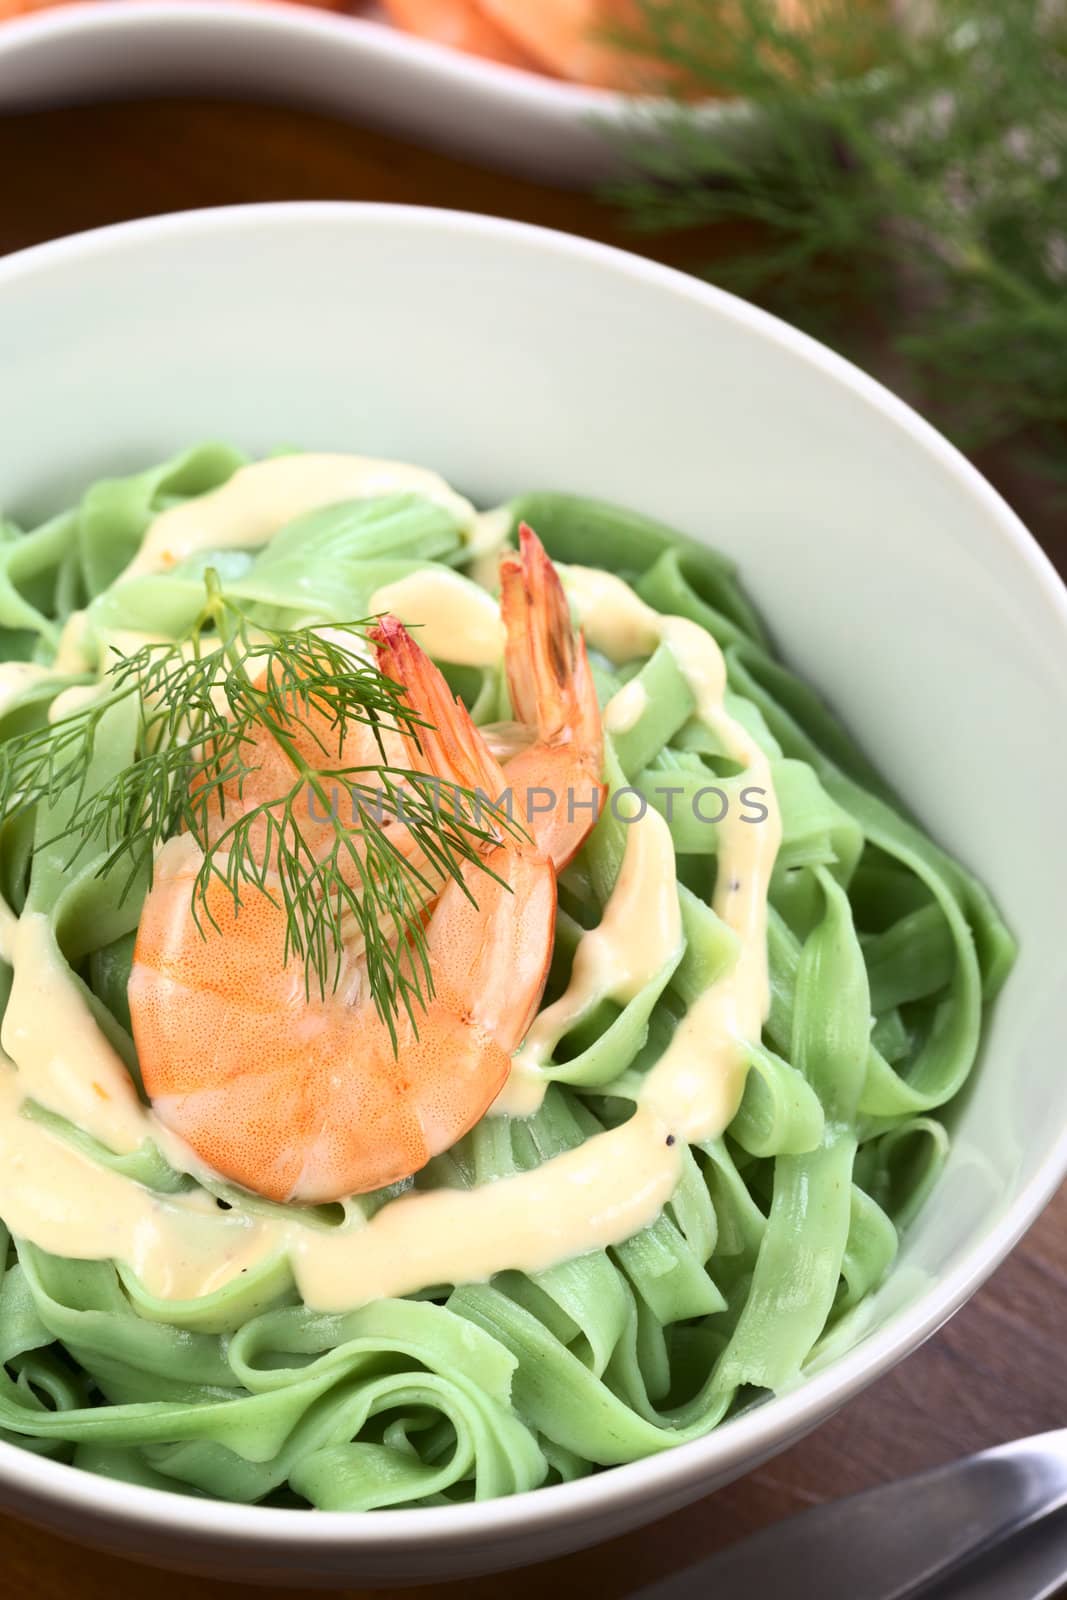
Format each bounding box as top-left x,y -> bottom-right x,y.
0,203 -> 1065,1585
0,1 -> 691,186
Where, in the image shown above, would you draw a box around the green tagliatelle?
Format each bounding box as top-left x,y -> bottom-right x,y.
0,449 -> 1014,1507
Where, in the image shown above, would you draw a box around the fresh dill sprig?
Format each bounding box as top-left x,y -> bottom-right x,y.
0,572 -> 515,1046
607,0 -> 1067,470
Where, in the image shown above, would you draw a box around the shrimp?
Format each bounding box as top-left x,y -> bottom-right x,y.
476,0 -> 655,88
0,0 -> 347,12
193,657 -> 406,863
204,527 -> 604,877
497,523 -> 605,870
0,0 -> 70,13
129,618 -> 556,1204
477,0 -> 822,90
382,0 -> 542,67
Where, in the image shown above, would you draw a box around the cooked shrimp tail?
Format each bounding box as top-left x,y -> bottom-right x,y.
370,613 -> 514,809
372,615 -> 556,1049
498,523 -> 605,868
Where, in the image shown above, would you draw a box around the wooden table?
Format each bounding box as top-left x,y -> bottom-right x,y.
0,96 -> 1064,1600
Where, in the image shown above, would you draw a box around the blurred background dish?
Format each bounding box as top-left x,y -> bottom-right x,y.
0,0 -> 726,184
0,0 -> 733,91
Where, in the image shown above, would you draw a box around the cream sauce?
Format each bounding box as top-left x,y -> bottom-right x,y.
494,806 -> 683,1119
369,569 -> 505,668
0,1054 -> 680,1310
52,610 -> 93,675
0,1067 -> 278,1298
465,504 -> 512,593
561,565 -> 783,1143
0,470 -> 780,1312
0,661 -> 49,717
2,914 -> 152,1155
603,676 -> 649,736
0,901 -> 15,968
120,454 -> 477,580
48,683 -> 102,726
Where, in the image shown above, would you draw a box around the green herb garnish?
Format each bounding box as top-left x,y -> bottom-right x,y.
0,571 -> 512,1045
609,0 -> 1067,470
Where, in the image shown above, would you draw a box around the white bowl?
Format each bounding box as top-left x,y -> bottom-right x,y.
0,1 -> 696,186
0,203 -> 1065,1585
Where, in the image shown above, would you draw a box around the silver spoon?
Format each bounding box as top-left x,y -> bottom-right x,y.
631,1430 -> 1067,1600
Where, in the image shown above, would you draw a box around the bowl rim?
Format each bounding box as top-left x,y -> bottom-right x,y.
0,200 -> 1065,1551
0,0 -> 669,117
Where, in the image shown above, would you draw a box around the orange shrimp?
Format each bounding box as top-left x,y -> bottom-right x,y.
0,0 -> 348,13
199,529 -> 603,877
476,0 -> 658,89
129,619 -> 556,1204
498,523 -> 605,870
476,0 -> 824,90
0,0 -> 75,14
193,655 -> 404,863
381,0 -> 543,68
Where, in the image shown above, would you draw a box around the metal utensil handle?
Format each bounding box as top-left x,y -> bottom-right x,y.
629,1429 -> 1067,1600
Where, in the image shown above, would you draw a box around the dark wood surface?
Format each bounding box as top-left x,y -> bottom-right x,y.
0,96 -> 1064,1600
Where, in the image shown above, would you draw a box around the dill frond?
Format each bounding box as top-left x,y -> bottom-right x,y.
0,573 -> 516,1047
607,0 -> 1067,464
